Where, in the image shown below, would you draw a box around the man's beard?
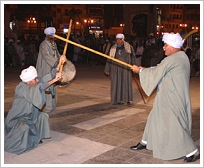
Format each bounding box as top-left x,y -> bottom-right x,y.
116,43 -> 123,47
49,38 -> 54,43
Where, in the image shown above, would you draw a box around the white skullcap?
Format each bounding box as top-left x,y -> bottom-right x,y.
162,32 -> 184,48
149,33 -> 154,36
44,27 -> 56,35
116,33 -> 125,39
8,39 -> 13,43
20,66 -> 37,82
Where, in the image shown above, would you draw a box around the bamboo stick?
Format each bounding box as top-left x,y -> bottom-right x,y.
52,33 -> 134,69
62,19 -> 73,55
183,29 -> 198,41
60,19 -> 73,73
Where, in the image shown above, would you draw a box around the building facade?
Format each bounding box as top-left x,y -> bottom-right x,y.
123,4 -> 157,37
123,4 -> 200,41
4,4 -> 200,43
51,4 -> 104,37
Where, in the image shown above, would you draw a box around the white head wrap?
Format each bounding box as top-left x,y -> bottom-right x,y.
44,27 -> 56,35
116,33 -> 125,39
162,32 -> 184,48
149,33 -> 154,36
8,39 -> 13,43
20,66 -> 37,82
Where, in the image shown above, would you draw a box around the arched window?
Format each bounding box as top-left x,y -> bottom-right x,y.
132,14 -> 147,37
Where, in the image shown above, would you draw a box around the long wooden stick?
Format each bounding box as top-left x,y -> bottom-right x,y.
132,74 -> 146,104
54,29 -> 198,70
52,33 -> 134,69
183,29 -> 198,41
52,33 -> 147,103
59,19 -> 73,73
63,19 -> 73,55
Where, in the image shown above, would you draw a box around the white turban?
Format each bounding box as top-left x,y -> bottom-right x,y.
8,39 -> 13,43
44,27 -> 56,35
149,33 -> 154,36
162,32 -> 184,48
116,33 -> 125,39
20,66 -> 37,82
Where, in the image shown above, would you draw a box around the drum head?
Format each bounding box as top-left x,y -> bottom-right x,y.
56,59 -> 76,87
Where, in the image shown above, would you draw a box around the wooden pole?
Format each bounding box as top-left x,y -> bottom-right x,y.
52,34 -> 134,69
52,33 -> 148,103
183,29 -> 198,41
63,20 -> 73,55
132,74 -> 146,104
60,19 -> 73,73
57,19 -> 72,104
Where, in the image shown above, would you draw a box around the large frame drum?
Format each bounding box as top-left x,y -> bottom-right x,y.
56,59 -> 76,87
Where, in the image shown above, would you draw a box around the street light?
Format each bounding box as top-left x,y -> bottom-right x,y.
192,26 -> 199,30
156,25 -> 163,36
27,17 -> 37,36
83,18 -> 94,34
180,23 -> 188,38
179,23 -> 187,28
27,17 -> 36,24
120,23 -> 125,33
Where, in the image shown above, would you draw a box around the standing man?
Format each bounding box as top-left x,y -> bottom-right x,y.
130,32 -> 200,162
36,27 -> 66,112
103,38 -> 112,55
193,41 -> 200,77
72,33 -> 82,63
135,40 -> 144,66
4,61 -> 64,154
104,33 -> 136,106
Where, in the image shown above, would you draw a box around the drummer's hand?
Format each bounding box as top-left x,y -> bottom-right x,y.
55,72 -> 62,81
60,55 -> 67,64
131,65 -> 140,73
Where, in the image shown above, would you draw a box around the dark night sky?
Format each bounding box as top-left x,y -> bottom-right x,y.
13,4 -> 50,20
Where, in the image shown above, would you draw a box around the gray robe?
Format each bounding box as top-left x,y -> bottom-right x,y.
104,42 -> 136,104
139,51 -> 197,160
36,39 -> 61,112
4,76 -> 51,154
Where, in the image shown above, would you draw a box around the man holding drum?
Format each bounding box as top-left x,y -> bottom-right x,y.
4,57 -> 64,154
36,27 -> 67,113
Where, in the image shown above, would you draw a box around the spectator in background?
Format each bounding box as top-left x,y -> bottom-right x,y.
72,33 -> 82,63
15,40 -> 25,66
146,33 -> 156,46
104,33 -> 136,107
141,43 -> 152,67
193,41 -> 200,77
135,40 -> 144,66
150,40 -> 165,66
66,34 -> 74,62
7,39 -> 20,67
103,38 -> 112,55
182,41 -> 192,61
4,37 -> 12,67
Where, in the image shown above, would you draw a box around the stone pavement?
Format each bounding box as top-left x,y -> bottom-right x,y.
2,63 -> 202,167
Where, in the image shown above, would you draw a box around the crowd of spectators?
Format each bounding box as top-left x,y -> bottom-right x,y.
4,31 -> 199,76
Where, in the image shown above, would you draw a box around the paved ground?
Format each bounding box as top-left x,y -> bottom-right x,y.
2,63 -> 202,167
